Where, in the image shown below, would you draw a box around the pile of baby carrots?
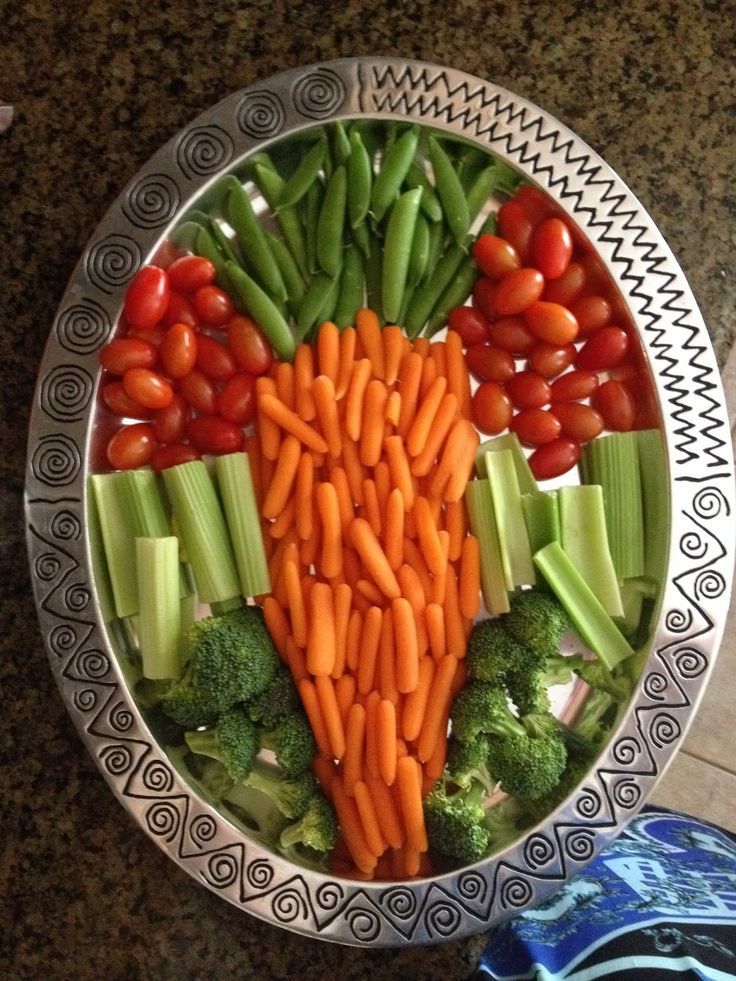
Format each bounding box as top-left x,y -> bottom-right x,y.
247,309 -> 481,880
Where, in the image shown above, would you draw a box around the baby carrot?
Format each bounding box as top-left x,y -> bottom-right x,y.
445,326 -> 472,415
355,577 -> 385,607
268,497 -> 296,540
459,534 -> 481,621
298,678 -> 332,757
274,359 -> 295,409
312,752 -> 337,800
361,478 -> 382,536
429,418 -> 478,501
332,779 -> 378,872
430,529 -> 451,605
384,435 -> 415,511
409,391 -> 459,478
403,845 -> 422,878
295,451 -> 314,541
398,563 -> 427,613
360,379 -> 388,467
312,374 -> 342,459
413,336 -> 430,359
423,705 -> 449,781
332,581 -> 353,680
335,325 -> 357,399
383,488 -> 405,572
335,672 -> 357,727
357,605 -> 383,696
424,602 -> 446,660
378,605 -> 399,704
317,481 -> 343,579
315,675 -> 346,759
417,654 -> 457,763
262,434 -> 301,519
396,351 -> 424,438
349,517 -> 401,600
316,319 -> 340,386
283,558 -> 308,648
343,702 -> 366,794
345,608 -> 363,673
444,499 -> 467,562
444,424 -> 481,503
401,537 -> 433,600
406,375 -> 448,458
344,358 -> 373,442
395,755 -> 428,853
382,324 -> 405,386
341,435 -> 366,505
306,581 -> 335,676
258,392 -> 328,454
329,466 -> 354,531
385,389 -> 402,427
365,774 -> 404,850
413,496 -> 446,576
402,655 -> 435,742
392,596 -> 419,694
294,343 -> 316,421
255,376 -> 282,461
429,340 -> 447,380
443,564 -> 466,659
364,690 -> 381,779
262,596 -> 290,656
418,353 -> 438,399
354,780 -> 386,858
373,459 -> 391,509
356,307 -> 385,379
284,634 -> 308,683
377,698 -> 398,786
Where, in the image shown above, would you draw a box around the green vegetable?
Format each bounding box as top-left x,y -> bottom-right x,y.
446,733 -> 495,794
382,186 -> 423,323
636,428 -> 669,585
424,780 -> 491,865
485,448 -> 536,589
464,478 -> 509,615
225,260 -> 296,361
259,712 -> 316,778
238,759 -> 317,820
333,243 -> 365,328
370,124 -> 420,223
214,452 -> 271,598
297,270 -> 339,341
404,159 -> 444,223
224,177 -> 287,303
277,134 -> 326,209
558,485 -> 624,618
316,164 -> 347,278
451,680 -> 526,744
476,432 -> 538,495
278,793 -> 338,870
265,230 -> 306,315
251,161 -> 310,280
185,705 -> 259,780
503,589 -> 569,660
347,130 -> 373,229
428,135 -> 470,246
486,730 -> 567,800
247,665 -> 300,729
136,537 -> 181,680
522,490 -> 560,554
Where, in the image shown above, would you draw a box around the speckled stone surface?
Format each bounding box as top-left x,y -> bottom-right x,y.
2,2 -> 735,977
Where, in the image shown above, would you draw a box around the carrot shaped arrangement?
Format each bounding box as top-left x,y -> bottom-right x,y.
252,311 -> 481,879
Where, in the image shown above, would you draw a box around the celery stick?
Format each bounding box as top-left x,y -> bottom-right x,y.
485,449 -> 535,589
90,472 -> 139,619
558,485 -> 624,619
636,428 -> 669,585
136,537 -> 182,680
162,461 -> 241,606
464,479 -> 510,615
215,452 -> 271,598
87,478 -> 117,623
521,491 -> 560,554
533,542 -> 634,669
580,432 -> 644,581
475,432 -> 537,495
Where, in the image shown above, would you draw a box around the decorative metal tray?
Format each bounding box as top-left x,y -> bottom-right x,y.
24,58 -> 735,946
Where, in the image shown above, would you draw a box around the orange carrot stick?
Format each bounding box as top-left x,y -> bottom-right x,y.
418,352 -> 438,399
312,752 -> 337,800
459,534 -> 481,621
378,606 -> 399,704
383,488 -> 405,572
332,779 -> 378,872
406,376 -> 448,459
364,690 -> 381,778
332,582 -> 352,680
429,340 -> 447,380
401,537 -> 433,600
417,654 -> 457,763
335,672 -> 357,728
360,379 -> 388,467
385,389 -> 401,428
343,702 -> 366,794
268,497 -> 296,541
306,581 -> 335,676
395,755 -> 428,853
403,845 -> 422,878
445,326 -> 472,416
354,780 -> 386,857
294,343 -> 316,421
274,359 -> 295,410
384,435 -> 415,511
335,325 -> 357,399
261,434 -> 302,520
396,351 -> 424,438
430,529 -> 451,605
258,392 -> 329,454
329,466 -> 354,530
357,605 -> 383,695
409,391 -> 459,478
355,577 -> 385,607
392,596 -> 419,694
382,324 -> 405,386
341,435 -> 366,505
412,496 -> 446,576
425,602 -> 446,661
413,336 -> 430,359
402,655 -> 435,742
361,478 -> 382,536
344,358 -> 373,443
349,517 -> 401,600
345,608 -> 363,674
443,564 -> 466,659
424,705 -> 450,781
443,426 -> 481,503
376,699 -> 397,786
444,499 -> 468,562
356,307 -> 385,380
262,596 -> 290,656
429,417 -> 477,499
312,374 -> 342,459
397,563 -> 427,612
284,635 -> 308,683
316,481 -> 343,579
255,376 -> 282,461
298,678 -> 332,757
294,451 -> 314,541
283,558 -> 308,648
365,773 -> 404,849
316,319 -> 340,386
315,675 -> 346,759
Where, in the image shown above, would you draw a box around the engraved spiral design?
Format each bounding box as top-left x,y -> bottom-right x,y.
27,59 -> 734,946
643,672 -> 669,701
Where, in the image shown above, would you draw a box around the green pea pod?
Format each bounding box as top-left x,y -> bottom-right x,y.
456,145 -> 491,191
423,218 -> 446,283
170,220 -> 203,252
403,239 -> 467,337
302,177 -> 325,276
407,212 -> 431,287
365,241 -> 383,327
404,160 -> 444,223
351,220 -> 372,260
491,159 -> 523,198
297,271 -> 338,342
252,163 -> 310,281
277,135 -> 326,210
428,135 -> 470,247
314,270 -> 341,336
333,244 -> 365,329
225,260 -> 295,362
371,125 -> 420,223
382,187 -> 423,324
347,130 -> 373,230
466,164 -> 501,226
316,165 -> 347,279
424,256 -> 479,337
194,224 -> 234,294
225,179 -> 288,303
349,120 -> 383,161
265,230 -> 306,315
332,121 -> 351,167
207,218 -> 242,266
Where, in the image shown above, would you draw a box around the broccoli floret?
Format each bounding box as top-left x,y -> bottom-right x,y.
248,666 -> 300,729
466,619 -> 528,686
572,688 -> 620,747
184,705 -> 259,780
260,711 -> 316,777
167,745 -> 234,804
575,660 -> 633,701
160,663 -> 222,728
451,680 -> 526,744
485,796 -> 527,851
240,759 -> 317,820
424,780 -> 491,865
486,732 -> 567,800
446,733 -> 495,794
221,782 -> 289,845
503,589 -> 568,658
278,793 -> 338,870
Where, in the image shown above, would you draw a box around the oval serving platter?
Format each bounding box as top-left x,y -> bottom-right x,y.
25,58 -> 736,946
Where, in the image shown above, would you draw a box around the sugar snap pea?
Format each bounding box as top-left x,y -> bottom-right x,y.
382,187 -> 423,324
403,238 -> 467,337
406,212 -> 430,287
347,130 -> 372,230
297,271 -> 339,342
277,134 -> 327,210
252,163 -> 310,281
265,229 -> 306,315
423,217 -> 446,283
314,271 -> 341,337
370,125 -> 419,223
365,240 -> 383,327
404,160 -> 444,223
225,178 -> 287,303
193,224 -> 236,294
428,135 -> 470,247
302,178 -> 325,276
351,220 -> 372,260
225,260 -> 295,361
207,218 -> 242,267
333,244 -> 365,329
465,163 -> 501,226
332,121 -> 351,167
316,164 -> 347,279
170,220 -> 202,253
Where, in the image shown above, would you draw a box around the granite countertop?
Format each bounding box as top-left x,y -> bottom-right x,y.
2,2 -> 734,978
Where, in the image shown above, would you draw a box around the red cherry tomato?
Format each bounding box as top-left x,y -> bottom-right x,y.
217,372 -> 257,425
577,252 -> 610,295
527,342 -> 576,379
227,316 -> 274,375
125,324 -> 166,346
497,200 -> 534,262
506,370 -> 551,409
550,402 -> 604,442
150,442 -> 201,473
513,184 -> 557,225
528,437 -> 581,480
542,261 -> 587,306
488,316 -> 536,356
472,234 -> 521,280
523,301 -> 579,345
101,381 -> 153,420
106,423 -> 157,470
510,408 -> 562,447
178,369 -> 218,414
161,290 -> 199,329
152,393 -> 190,444
530,217 -> 573,280
472,382 -> 513,435
593,379 -> 636,431
122,367 -> 174,410
576,326 -> 630,370
186,415 -> 243,454
123,266 -> 170,331
447,306 -> 491,347
167,255 -> 217,293
569,294 -> 612,337
464,343 -> 516,383
472,276 -> 496,320
550,369 -> 599,403
99,338 -> 158,375
493,268 -> 545,317
160,322 -> 198,379
195,333 -> 237,381
193,285 -> 235,327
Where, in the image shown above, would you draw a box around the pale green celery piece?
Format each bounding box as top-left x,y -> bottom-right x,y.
616,580 -> 645,638
90,472 -> 139,619
485,449 -> 535,590
636,428 -> 670,586
87,477 -> 117,624
215,452 -> 271,598
521,490 -> 560,555
533,542 -> 635,670
580,432 -> 644,581
162,461 -> 240,606
558,485 -> 624,619
464,479 -> 510,616
475,432 -> 538,495
136,537 -> 182,680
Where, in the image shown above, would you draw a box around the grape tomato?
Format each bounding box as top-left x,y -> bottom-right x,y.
493,268 -> 545,317
123,266 -> 170,331
527,342 -> 575,379
178,369 -> 218,414
122,367 -> 174,410
464,343 -> 516,383
152,393 -> 190,444
530,217 -> 573,280
528,437 -> 581,480
99,338 -> 158,375
447,306 -> 491,347
195,334 -> 237,381
549,369 -> 599,403
488,316 -> 536,356
511,408 -> 561,446
186,415 -> 244,454
472,382 -> 513,435
576,326 -> 629,370
593,379 -> 636,431
106,423 -> 157,470
523,301 -> 579,346
550,401 -> 604,442
160,322 -> 197,379
217,372 -> 257,425
227,316 -> 273,375
151,443 -> 201,473
193,285 -> 235,327
506,370 -> 551,409
472,234 -> 521,280
167,255 -> 217,293
497,200 -> 534,263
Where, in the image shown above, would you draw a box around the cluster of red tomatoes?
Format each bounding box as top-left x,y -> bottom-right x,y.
450,185 -> 644,479
99,256 -> 273,471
